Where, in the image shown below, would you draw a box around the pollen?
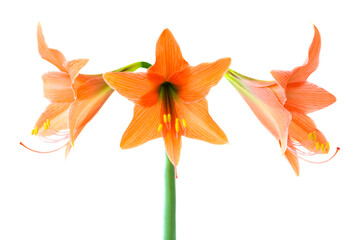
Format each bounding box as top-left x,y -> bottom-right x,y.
175,118 -> 180,132
31,129 -> 35,135
43,122 -> 48,130
320,143 -> 325,152
315,142 -> 320,151
157,123 -> 163,133
308,132 -> 313,140
163,114 -> 167,123
182,119 -> 187,128
313,131 -> 317,142
167,114 -> 171,123
326,142 -> 330,150
33,126 -> 38,135
46,119 -> 50,127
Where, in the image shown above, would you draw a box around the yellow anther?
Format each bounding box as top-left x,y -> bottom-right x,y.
43,122 -> 48,130
315,142 -> 320,151
313,131 -> 317,142
46,119 -> 50,127
320,143 -> 325,152
326,142 -> 330,150
163,114 -> 167,123
175,118 -> 180,132
34,126 -> 38,135
308,132 -> 313,140
167,114 -> 171,123
157,124 -> 163,133
182,119 -> 187,128
31,129 -> 34,135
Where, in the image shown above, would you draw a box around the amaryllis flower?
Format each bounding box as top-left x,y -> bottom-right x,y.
225,25 -> 338,175
103,29 -> 231,168
21,24 -> 146,156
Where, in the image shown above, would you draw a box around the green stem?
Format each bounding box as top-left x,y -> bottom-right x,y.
113,61 -> 152,72
164,153 -> 176,240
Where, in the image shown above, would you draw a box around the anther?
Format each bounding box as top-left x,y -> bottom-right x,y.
43,122 -> 48,130
34,126 -> 38,135
315,142 -> 320,151
182,119 -> 187,128
31,129 -> 35,135
313,131 -> 317,142
308,132 -> 313,140
163,114 -> 167,123
167,114 -> 171,123
320,143 -> 325,152
46,119 -> 50,127
175,118 -> 180,132
157,124 -> 163,133
326,142 -> 330,150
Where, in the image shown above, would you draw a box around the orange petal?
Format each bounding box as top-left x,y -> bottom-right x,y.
35,102 -> 71,136
284,142 -> 300,176
42,72 -> 74,103
241,85 -> 291,154
289,112 -> 328,153
170,58 -> 231,102
65,142 -> 72,159
120,103 -> 162,149
163,129 -> 182,166
177,99 -> 228,144
37,23 -> 67,72
68,77 -> 113,145
289,25 -> 321,83
103,72 -> 162,106
285,82 -> 336,113
63,59 -> 89,82
270,70 -> 291,89
148,29 -> 189,78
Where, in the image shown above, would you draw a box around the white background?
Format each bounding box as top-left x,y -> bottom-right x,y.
1,0 -> 359,239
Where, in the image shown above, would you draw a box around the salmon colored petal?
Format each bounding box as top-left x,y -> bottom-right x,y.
64,59 -> 89,82
284,143 -> 300,176
42,72 -> 74,103
270,70 -> 291,89
285,82 -> 336,113
289,112 -> 328,153
163,130 -> 182,166
289,25 -> 321,83
120,103 -> 162,149
35,102 -> 71,136
177,99 -> 228,144
103,72 -> 163,106
68,77 -> 114,145
37,23 -> 67,72
171,58 -> 231,102
148,29 -> 189,78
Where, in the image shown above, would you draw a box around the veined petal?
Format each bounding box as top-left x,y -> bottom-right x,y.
289,112 -> 328,153
284,142 -> 300,176
103,72 -> 162,106
35,102 -> 71,136
148,29 -> 189,78
177,99 -> 228,144
42,72 -> 74,103
171,58 -> 231,102
289,25 -> 321,83
120,103 -> 162,149
64,59 -> 89,82
285,82 -> 336,113
68,77 -> 114,145
163,129 -> 182,166
37,23 -> 67,72
270,70 -> 291,89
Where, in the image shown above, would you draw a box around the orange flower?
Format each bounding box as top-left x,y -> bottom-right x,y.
21,24 -> 142,157
226,25 -> 338,175
103,29 -> 231,168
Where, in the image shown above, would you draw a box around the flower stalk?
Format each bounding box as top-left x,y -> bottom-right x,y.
164,153 -> 176,240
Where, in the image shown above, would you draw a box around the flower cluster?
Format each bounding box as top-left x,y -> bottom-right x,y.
21,24 -> 338,175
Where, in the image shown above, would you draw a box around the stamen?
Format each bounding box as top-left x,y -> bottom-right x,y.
167,114 -> 171,123
320,143 -> 325,152
31,129 -> 35,135
157,124 -> 163,133
182,119 -> 187,128
308,132 -> 313,140
315,142 -> 320,151
300,147 -> 340,164
325,142 -> 330,150
43,122 -> 48,130
46,119 -> 50,127
313,131 -> 317,142
163,114 -> 167,123
19,142 -> 68,153
175,118 -> 180,132
34,126 -> 38,135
